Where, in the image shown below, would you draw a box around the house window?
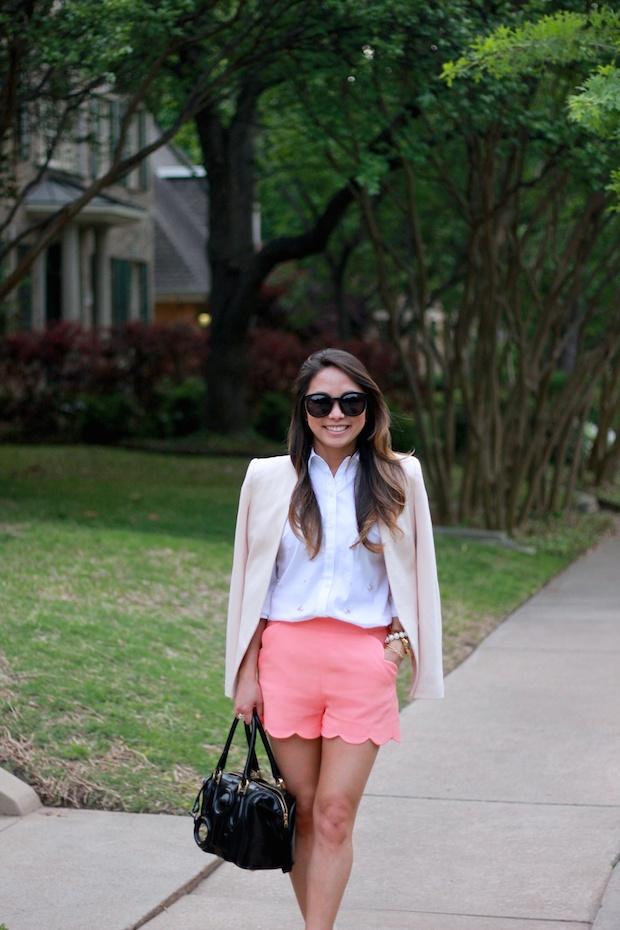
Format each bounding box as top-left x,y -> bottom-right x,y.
75,108 -> 88,177
20,108 -> 31,160
111,259 -> 149,324
111,258 -> 131,324
46,243 -> 62,324
90,252 -> 98,327
89,97 -> 100,178
124,117 -> 139,190
138,110 -> 148,191
88,95 -> 148,188
138,262 -> 149,321
18,246 -> 32,329
98,98 -> 111,176
109,99 -> 122,160
45,103 -> 81,176
109,99 -> 127,185
24,93 -> 89,176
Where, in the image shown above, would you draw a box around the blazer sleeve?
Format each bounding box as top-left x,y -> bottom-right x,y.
224,455 -> 296,699
383,456 -> 443,698
224,459 -> 255,698
409,457 -> 443,699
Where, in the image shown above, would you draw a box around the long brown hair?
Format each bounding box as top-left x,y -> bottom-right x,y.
287,348 -> 407,557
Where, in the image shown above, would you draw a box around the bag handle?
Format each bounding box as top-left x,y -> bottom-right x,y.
213,712 -> 287,789
243,720 -> 261,776
212,717 -> 241,778
242,712 -> 287,788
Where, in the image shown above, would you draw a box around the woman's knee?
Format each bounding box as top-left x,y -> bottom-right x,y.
314,794 -> 356,848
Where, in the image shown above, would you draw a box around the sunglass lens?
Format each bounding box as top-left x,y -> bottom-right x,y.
340,394 -> 367,416
305,395 -> 332,417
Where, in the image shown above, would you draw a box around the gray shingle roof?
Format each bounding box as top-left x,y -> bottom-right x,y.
153,173 -> 210,298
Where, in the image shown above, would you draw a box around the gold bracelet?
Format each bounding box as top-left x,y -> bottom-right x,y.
386,630 -> 411,655
386,643 -> 404,659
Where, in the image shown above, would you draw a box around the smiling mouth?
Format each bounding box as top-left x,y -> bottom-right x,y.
325,425 -> 348,432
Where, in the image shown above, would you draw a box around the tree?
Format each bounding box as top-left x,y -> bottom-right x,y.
441,6 -> 620,187
286,0 -> 620,528
439,2 -> 620,495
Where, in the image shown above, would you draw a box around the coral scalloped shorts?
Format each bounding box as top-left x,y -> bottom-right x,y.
257,616 -> 401,745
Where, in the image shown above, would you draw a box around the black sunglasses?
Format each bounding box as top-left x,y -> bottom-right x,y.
304,392 -> 368,418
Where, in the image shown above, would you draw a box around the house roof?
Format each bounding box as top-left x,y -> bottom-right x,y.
24,174 -> 147,225
152,172 -> 210,300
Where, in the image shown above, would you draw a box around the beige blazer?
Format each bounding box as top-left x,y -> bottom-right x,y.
225,454 -> 443,700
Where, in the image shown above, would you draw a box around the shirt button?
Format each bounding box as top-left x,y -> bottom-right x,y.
367,583 -> 374,590
344,607 -> 351,614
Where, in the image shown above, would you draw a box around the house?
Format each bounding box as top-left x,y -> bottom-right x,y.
2,96 -> 154,332
1,98 -> 252,334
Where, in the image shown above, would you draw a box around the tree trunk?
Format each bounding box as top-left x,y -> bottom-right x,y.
589,349 -> 620,485
195,86 -> 260,434
196,90 -> 366,434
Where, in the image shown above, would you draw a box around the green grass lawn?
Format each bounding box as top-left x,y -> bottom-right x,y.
0,445 -> 614,813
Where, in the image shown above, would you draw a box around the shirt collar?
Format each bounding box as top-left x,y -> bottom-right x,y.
309,448 -> 360,474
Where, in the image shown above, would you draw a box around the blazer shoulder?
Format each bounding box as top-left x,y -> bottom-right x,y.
396,453 -> 423,482
246,454 -> 296,487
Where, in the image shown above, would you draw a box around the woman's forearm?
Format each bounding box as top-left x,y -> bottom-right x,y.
237,618 -> 267,682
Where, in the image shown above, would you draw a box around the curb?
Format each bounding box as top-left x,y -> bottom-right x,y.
434,525 -> 535,553
0,766 -> 41,816
592,861 -> 620,930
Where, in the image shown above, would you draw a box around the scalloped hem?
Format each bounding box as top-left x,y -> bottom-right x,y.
265,726 -> 402,746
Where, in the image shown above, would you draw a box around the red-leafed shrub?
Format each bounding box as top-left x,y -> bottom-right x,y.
246,328 -> 405,444
247,328 -> 401,400
0,321 -> 403,445
0,322 -> 208,443
247,330 -> 309,402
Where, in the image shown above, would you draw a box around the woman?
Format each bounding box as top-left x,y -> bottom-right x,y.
225,348 -> 443,930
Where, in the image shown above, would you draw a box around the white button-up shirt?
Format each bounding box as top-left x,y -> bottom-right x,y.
261,450 -> 396,628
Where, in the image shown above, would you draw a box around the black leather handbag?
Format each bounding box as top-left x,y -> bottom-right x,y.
192,712 -> 296,872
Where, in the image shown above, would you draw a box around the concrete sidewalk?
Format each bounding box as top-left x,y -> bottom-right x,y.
1,529 -> 619,930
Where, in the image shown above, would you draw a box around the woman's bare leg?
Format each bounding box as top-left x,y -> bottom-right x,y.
271,734 -> 379,930
270,734 -> 322,918
304,737 -> 378,930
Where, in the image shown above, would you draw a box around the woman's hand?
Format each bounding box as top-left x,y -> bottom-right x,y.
233,619 -> 266,723
234,676 -> 264,723
384,616 -> 407,668
384,642 -> 405,668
